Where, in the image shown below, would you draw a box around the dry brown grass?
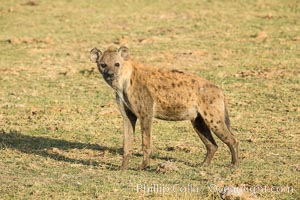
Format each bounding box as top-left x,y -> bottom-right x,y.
0,0 -> 299,199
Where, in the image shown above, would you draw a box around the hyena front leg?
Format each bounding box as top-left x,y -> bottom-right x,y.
117,98 -> 137,170
139,116 -> 153,170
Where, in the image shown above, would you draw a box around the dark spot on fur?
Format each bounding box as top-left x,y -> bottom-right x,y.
192,79 -> 196,83
210,100 -> 213,104
210,120 -> 213,123
172,83 -> 176,88
204,111 -> 207,116
130,78 -> 133,85
158,85 -> 161,89
139,105 -> 142,111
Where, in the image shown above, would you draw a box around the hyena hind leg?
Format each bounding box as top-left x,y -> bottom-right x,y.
210,119 -> 239,167
191,114 -> 218,166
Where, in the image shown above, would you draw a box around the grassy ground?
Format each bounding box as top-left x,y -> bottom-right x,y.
0,0 -> 299,199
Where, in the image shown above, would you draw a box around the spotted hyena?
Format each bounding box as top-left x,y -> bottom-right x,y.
90,45 -> 238,170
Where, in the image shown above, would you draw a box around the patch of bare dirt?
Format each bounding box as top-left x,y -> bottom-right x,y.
6,37 -> 53,45
215,182 -> 258,200
137,37 -> 156,44
113,36 -> 129,46
156,161 -> 178,174
23,1 -> 39,6
220,189 -> 258,200
58,65 -> 78,76
292,36 -> 300,41
251,31 -> 268,41
235,68 -> 295,79
166,142 -> 198,153
160,50 -> 208,63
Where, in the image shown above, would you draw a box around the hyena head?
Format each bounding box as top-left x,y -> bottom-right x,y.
90,45 -> 130,87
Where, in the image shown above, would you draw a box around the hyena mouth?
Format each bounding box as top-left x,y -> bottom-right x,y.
103,74 -> 115,85
103,72 -> 114,81
106,75 -> 114,80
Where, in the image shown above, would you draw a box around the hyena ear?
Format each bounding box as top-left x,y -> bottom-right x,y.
90,48 -> 102,63
118,46 -> 130,60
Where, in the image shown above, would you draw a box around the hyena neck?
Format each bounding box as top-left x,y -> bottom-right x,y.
114,60 -> 134,108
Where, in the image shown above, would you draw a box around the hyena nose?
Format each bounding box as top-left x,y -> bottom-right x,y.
104,69 -> 114,78
107,71 -> 114,76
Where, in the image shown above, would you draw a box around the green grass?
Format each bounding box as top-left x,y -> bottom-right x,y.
0,0 -> 299,199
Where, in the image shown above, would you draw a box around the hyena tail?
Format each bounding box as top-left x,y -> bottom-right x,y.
224,106 -> 231,130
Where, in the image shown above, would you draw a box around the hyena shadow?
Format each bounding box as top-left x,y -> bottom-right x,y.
0,130 -> 121,170
0,130 -> 188,170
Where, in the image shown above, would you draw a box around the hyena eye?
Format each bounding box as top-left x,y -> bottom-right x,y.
101,63 -> 107,68
115,63 -> 120,67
